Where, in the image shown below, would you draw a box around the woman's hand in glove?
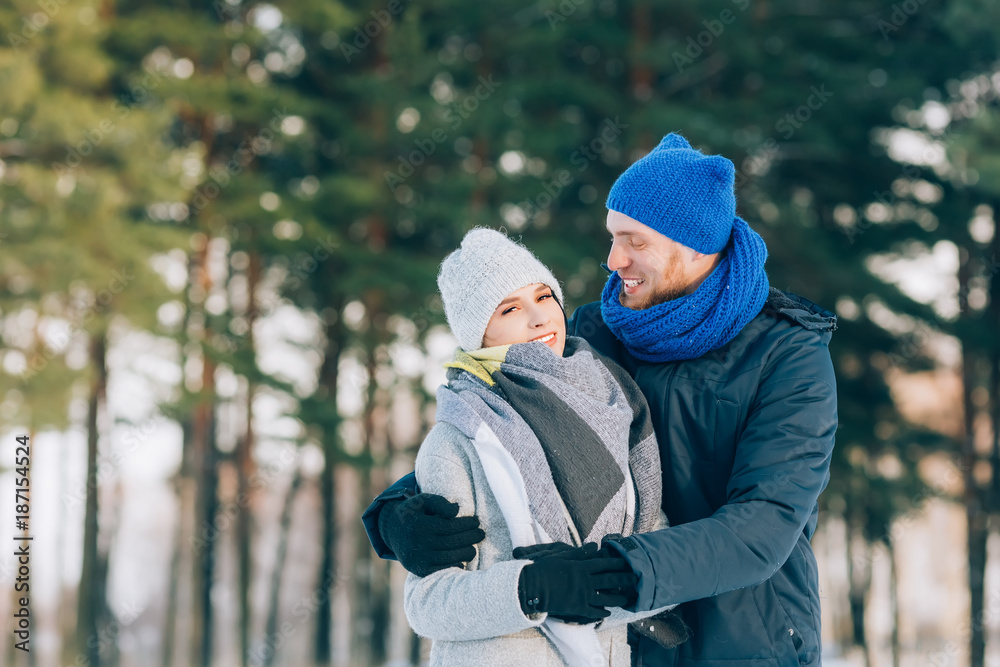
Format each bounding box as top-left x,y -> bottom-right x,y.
516,543 -> 638,623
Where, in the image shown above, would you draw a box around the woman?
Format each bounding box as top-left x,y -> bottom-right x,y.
403,228 -> 686,666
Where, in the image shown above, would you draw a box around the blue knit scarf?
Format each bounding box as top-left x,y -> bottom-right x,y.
600,216 -> 770,363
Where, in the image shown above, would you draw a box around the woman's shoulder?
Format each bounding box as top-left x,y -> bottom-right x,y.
416,421 -> 473,467
414,421 -> 481,506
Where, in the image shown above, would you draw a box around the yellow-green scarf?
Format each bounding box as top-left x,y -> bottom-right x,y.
442,345 -> 511,387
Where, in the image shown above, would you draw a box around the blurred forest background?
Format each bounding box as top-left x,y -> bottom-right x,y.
1,0 -> 1000,666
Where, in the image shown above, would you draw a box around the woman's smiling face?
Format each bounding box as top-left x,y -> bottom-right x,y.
481,283 -> 566,355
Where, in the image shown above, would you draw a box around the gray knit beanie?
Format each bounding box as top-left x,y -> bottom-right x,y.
437,228 -> 565,351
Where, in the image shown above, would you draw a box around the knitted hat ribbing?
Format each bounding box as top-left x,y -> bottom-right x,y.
437,228 -> 564,352
606,133 -> 736,254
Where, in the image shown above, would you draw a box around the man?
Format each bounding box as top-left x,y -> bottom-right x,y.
363,133 -> 837,665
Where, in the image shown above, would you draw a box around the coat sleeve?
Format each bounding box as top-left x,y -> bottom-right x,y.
361,472 -> 420,560
403,426 -> 547,641
596,510 -> 676,629
607,328 -> 838,611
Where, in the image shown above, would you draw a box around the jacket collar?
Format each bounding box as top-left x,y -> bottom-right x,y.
764,288 -> 838,332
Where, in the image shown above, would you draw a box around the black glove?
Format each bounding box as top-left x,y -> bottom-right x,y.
378,493 -> 486,577
516,543 -> 638,623
595,544 -> 639,609
511,541 -> 575,560
598,536 -> 641,608
514,542 -> 590,622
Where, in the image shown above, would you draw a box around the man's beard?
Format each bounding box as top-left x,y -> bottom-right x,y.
617,252 -> 687,310
618,277 -> 687,310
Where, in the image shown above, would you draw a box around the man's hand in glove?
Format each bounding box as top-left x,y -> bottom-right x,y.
378,494 -> 486,577
511,541 -> 575,561
516,542 -> 638,623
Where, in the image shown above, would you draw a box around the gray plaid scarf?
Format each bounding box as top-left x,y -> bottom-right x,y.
435,336 -> 661,545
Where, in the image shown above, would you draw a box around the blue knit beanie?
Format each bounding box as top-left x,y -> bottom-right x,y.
606,133 -> 736,254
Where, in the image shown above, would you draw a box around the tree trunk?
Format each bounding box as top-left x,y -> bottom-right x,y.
629,1 -> 652,95
988,199 -> 1000,526
960,244 -> 987,667
191,379 -> 219,667
164,250 -> 198,667
410,633 -> 423,667
236,246 -> 261,667
161,469 -> 186,667
353,305 -> 390,666
98,485 -> 121,667
990,201 -> 1000,667
368,311 -> 392,667
314,455 -> 337,665
367,488 -> 391,665
314,295 -> 345,665
263,468 -> 303,667
190,236 -> 219,667
966,411 -> 988,667
77,333 -> 108,667
846,520 -> 871,667
886,539 -> 900,667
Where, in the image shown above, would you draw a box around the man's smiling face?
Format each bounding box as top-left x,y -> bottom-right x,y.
606,210 -> 725,310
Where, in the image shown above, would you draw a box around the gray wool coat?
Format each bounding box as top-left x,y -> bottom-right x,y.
404,420 -> 672,667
